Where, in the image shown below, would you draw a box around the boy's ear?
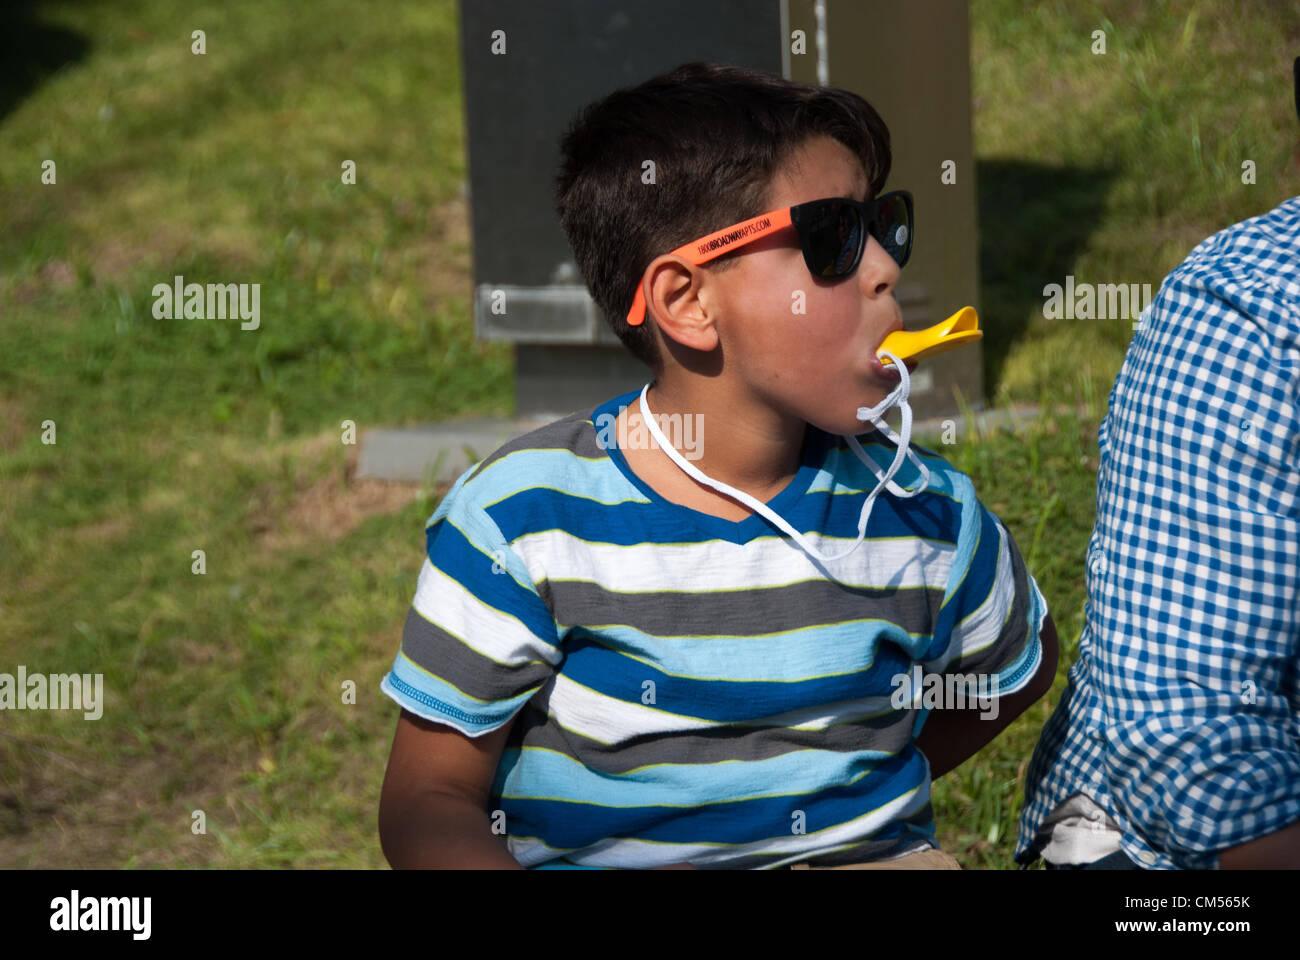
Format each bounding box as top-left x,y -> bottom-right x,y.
643,254 -> 721,354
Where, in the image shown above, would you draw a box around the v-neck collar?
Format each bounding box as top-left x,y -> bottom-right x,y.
591,386 -> 829,545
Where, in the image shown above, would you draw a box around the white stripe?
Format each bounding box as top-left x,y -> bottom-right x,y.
513,528 -> 955,594
935,518 -> 1016,666
411,557 -> 559,666
543,671 -> 897,744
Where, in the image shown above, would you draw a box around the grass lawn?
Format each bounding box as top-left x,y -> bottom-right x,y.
1,0 -> 1296,868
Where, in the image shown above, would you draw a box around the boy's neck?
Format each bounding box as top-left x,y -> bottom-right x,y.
638,377 -> 807,499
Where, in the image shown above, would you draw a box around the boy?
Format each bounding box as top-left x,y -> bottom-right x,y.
378,61 -> 1059,870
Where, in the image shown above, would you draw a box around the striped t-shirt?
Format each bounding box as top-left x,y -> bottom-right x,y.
381,386 -> 1049,869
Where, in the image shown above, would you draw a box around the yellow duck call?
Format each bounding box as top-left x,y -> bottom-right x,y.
876,305 -> 982,366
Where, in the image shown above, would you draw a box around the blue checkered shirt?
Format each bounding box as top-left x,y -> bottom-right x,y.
1016,196 -> 1300,869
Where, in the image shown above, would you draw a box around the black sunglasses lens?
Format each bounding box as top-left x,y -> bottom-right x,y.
799,194 -> 911,277
869,194 -> 911,267
803,199 -> 862,278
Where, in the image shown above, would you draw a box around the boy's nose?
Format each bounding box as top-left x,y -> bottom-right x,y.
858,235 -> 900,298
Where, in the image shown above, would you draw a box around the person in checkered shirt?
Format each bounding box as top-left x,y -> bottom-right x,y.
1015,59 -> 1300,870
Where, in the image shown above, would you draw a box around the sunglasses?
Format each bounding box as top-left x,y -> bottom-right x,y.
626,190 -> 913,326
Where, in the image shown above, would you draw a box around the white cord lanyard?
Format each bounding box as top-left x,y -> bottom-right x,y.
637,348 -> 931,567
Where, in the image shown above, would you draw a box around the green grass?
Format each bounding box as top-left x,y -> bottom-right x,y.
973,0 -> 1300,407
1,0 -> 1297,869
0,0 -> 507,868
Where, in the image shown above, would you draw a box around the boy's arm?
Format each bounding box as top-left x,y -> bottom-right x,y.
379,474 -> 561,869
379,709 -> 700,869
379,708 -> 525,869
1218,817 -> 1300,869
915,613 -> 1059,780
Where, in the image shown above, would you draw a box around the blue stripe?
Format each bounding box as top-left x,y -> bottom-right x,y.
426,518 -> 559,648
493,748 -> 927,848
493,737 -> 901,808
555,619 -> 928,683
385,654 -> 527,730
486,480 -> 961,546
928,504 -> 1001,662
559,628 -> 915,720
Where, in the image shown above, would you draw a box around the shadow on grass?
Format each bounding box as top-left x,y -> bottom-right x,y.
975,159 -> 1117,398
0,0 -> 91,124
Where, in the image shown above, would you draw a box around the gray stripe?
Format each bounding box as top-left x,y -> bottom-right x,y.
510,696 -> 915,771
541,578 -> 944,638
401,606 -> 554,702
466,409 -> 603,483
949,522 -> 1032,673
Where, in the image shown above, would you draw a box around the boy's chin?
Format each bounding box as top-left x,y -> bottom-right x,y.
791,384 -> 898,435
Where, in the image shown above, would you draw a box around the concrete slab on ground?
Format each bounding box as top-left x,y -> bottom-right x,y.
356,411 -> 575,484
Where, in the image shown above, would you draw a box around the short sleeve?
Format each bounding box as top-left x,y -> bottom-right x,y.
925,499 -> 1048,698
380,467 -> 562,737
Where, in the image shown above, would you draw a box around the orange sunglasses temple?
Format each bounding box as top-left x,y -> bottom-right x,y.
625,207 -> 795,326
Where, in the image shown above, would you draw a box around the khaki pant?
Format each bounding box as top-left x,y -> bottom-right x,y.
788,847 -> 962,870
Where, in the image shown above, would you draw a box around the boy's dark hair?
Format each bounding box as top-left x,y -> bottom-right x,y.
554,61 -> 892,374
